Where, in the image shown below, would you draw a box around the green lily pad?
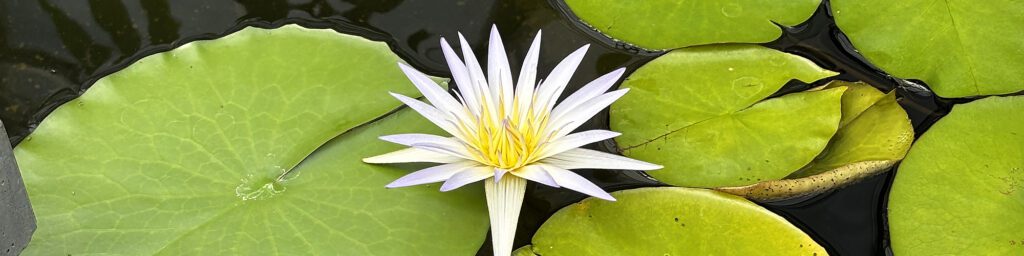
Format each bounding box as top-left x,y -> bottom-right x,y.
611,45 -> 839,188
719,81 -> 914,201
513,245 -> 536,256
516,187 -> 826,255
563,0 -> 821,50
889,96 -> 1024,255
15,25 -> 488,255
832,0 -> 1024,97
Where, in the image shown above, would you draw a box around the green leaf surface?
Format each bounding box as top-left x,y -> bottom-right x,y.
829,81 -> 888,127
889,96 -> 1024,255
719,81 -> 914,201
512,245 -> 537,256
524,187 -> 827,255
611,45 -> 839,188
564,0 -> 821,50
15,25 -> 487,255
832,0 -> 1024,97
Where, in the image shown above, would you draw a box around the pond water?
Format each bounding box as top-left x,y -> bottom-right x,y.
0,0 -> 955,255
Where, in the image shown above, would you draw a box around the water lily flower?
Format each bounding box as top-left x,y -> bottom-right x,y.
363,25 -> 662,256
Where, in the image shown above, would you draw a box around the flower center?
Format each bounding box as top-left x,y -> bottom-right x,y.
464,102 -> 551,170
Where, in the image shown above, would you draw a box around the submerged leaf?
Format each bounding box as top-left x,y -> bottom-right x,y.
15,25 -> 488,255
718,81 -> 914,201
832,0 -> 1024,97
611,45 -> 839,188
563,0 -> 822,50
522,187 -> 827,255
889,96 -> 1024,255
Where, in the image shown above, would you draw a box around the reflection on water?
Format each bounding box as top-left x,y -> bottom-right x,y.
0,0 -> 949,255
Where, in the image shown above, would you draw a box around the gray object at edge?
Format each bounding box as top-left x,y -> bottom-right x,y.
0,121 -> 35,255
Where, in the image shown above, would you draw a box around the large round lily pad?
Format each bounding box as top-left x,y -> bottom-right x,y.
888,96 -> 1024,255
832,0 -> 1024,97
15,25 -> 488,255
611,45 -> 839,188
564,0 -> 821,50
514,187 -> 827,255
719,81 -> 914,201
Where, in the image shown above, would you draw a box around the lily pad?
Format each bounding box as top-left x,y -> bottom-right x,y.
832,0 -> 1024,97
888,96 -> 1024,255
15,25 -> 488,255
611,45 -> 839,188
563,0 -> 821,50
719,81 -> 914,201
515,187 -> 826,255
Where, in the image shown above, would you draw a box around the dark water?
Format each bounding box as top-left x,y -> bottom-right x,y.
0,0 -> 953,255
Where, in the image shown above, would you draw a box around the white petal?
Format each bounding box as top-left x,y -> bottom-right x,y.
397,63 -> 472,123
379,133 -> 455,147
386,161 -> 480,188
389,92 -> 467,140
362,147 -> 463,164
379,134 -> 477,161
493,168 -> 509,183
514,31 -> 542,124
440,38 -> 480,115
551,68 -> 625,120
409,141 -> 475,161
537,130 -> 620,159
487,25 -> 515,115
440,166 -> 494,191
484,175 -> 527,256
546,88 -> 629,139
539,163 -> 615,201
511,164 -> 559,188
459,33 -> 501,126
542,148 -> 662,171
534,45 -> 589,116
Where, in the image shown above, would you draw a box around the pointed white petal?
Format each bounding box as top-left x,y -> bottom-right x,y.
362,147 -> 463,164
493,168 -> 509,183
511,164 -> 559,188
379,133 -> 455,147
551,68 -> 625,120
484,175 -> 527,256
458,33 -> 488,93
459,33 -> 499,123
514,31 -> 542,123
440,38 -> 480,115
487,25 -> 515,115
389,92 -> 467,140
440,166 -> 494,191
537,130 -> 620,159
546,88 -> 629,139
543,148 -> 662,171
386,161 -> 480,188
397,63 -> 471,122
409,141 -> 475,161
534,45 -> 589,115
539,163 -> 615,201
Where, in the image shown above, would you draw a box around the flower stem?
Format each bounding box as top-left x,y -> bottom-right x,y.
484,175 -> 527,256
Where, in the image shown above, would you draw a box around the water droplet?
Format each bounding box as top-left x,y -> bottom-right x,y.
728,67 -> 735,71
721,3 -> 743,17
235,168 -> 289,201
